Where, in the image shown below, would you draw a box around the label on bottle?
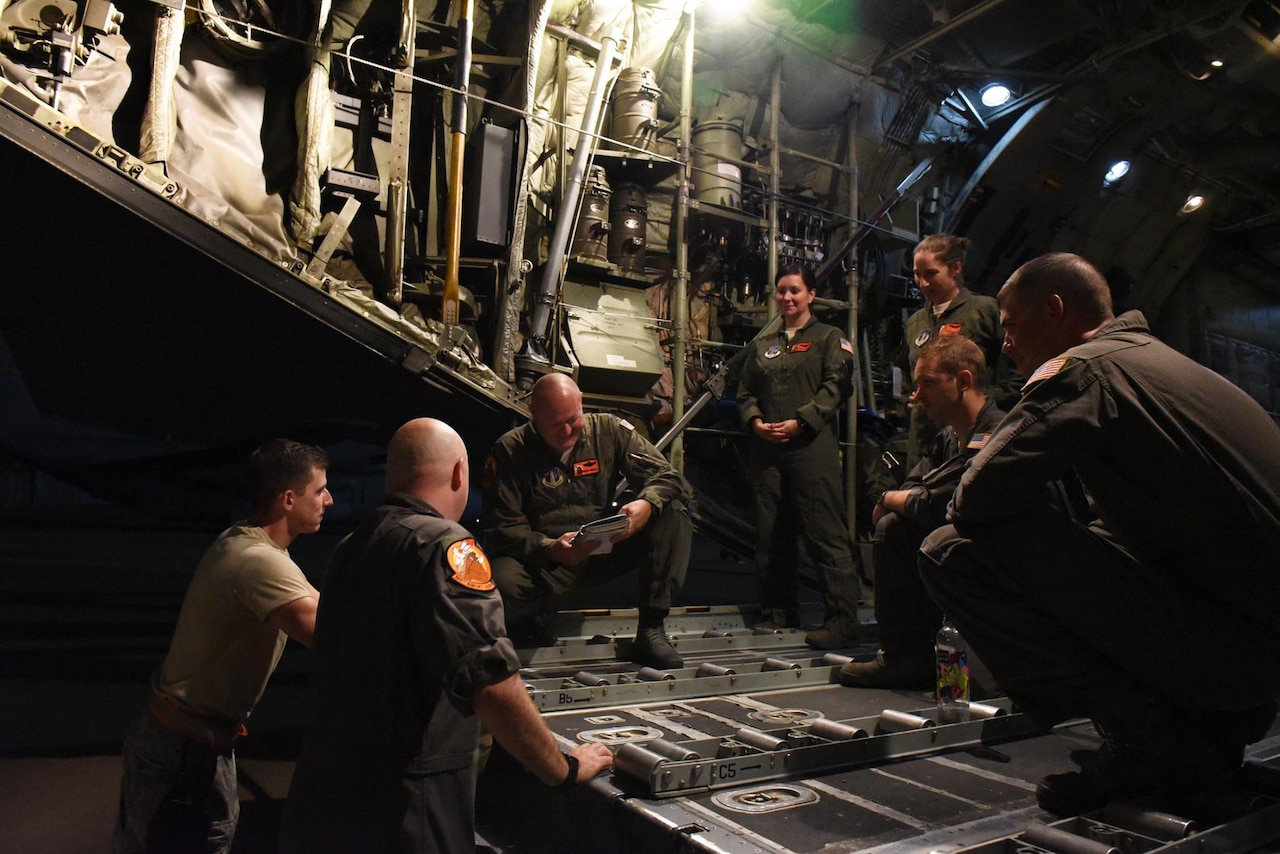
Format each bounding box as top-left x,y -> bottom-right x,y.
935,645 -> 970,708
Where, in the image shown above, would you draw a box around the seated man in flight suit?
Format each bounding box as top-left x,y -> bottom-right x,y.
481,373 -> 693,669
840,335 -> 1004,689
920,253 -> 1280,814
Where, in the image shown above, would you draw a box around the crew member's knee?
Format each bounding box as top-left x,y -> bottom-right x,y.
491,556 -> 543,621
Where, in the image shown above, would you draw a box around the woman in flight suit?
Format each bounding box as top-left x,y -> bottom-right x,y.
737,264 -> 860,649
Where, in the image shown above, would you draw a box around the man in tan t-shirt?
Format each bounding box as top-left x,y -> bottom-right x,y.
112,439 -> 332,854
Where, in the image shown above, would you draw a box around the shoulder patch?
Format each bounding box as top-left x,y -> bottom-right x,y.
967,432 -> 992,451
618,418 -> 635,432
840,338 -> 853,353
447,538 -> 495,591
913,329 -> 932,347
1024,356 -> 1070,389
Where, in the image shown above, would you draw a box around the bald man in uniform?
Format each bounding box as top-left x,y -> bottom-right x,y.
482,374 -> 694,669
920,253 -> 1280,814
281,418 -> 611,852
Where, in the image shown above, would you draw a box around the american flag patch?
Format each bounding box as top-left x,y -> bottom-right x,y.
840,338 -> 853,353
1024,356 -> 1068,388
967,432 -> 992,451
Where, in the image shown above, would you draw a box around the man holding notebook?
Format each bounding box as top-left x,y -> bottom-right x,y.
481,373 -> 693,668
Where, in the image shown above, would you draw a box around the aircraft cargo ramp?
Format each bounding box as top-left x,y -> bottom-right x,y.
477,607 -> 1280,854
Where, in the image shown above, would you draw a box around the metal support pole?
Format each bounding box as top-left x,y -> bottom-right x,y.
844,106 -> 860,540
518,33 -> 618,381
670,9 -> 694,471
767,60 -> 780,319
442,0 -> 475,326
383,0 -> 417,306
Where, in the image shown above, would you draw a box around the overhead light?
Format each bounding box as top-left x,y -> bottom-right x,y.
1180,193 -> 1206,214
979,83 -> 1012,107
1103,160 -> 1131,186
1210,58 -> 1224,68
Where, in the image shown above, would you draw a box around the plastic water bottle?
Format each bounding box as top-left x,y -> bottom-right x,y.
935,617 -> 970,723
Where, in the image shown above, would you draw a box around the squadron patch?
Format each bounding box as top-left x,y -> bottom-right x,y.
540,467 -> 566,489
1024,356 -> 1069,389
967,432 -> 992,451
447,538 -> 495,591
573,459 -> 601,477
840,338 -> 853,353
940,323 -> 963,335
914,329 -> 931,347
764,345 -> 782,359
790,341 -> 813,353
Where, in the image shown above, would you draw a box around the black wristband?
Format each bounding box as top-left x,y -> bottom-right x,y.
557,751 -> 579,789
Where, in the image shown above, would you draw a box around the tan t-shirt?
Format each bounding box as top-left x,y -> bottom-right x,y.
155,524 -> 317,722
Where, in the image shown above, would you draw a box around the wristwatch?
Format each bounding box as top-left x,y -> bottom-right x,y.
557,751 -> 579,789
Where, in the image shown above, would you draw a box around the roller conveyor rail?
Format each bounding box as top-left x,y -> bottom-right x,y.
523,652 -> 857,712
608,697 -> 1036,798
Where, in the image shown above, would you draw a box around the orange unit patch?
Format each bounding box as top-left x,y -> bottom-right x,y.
448,539 -> 495,591
573,459 -> 601,477
790,341 -> 813,353
940,323 -> 963,335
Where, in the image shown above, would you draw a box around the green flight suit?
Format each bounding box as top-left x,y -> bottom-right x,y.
737,316 -> 860,632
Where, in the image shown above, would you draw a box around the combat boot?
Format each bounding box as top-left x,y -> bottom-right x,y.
631,627 -> 683,669
804,618 -> 860,650
839,649 -> 933,689
631,609 -> 683,669
1035,702 -> 1266,816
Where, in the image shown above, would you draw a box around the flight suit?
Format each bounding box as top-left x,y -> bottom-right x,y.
902,287 -> 1021,467
920,311 -> 1280,729
280,494 -> 520,854
481,413 -> 693,633
737,317 -> 860,633
874,398 -> 1004,658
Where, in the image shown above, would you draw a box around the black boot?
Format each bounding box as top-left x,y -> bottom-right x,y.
631,609 -> 682,669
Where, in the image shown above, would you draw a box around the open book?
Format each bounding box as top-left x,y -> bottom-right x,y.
571,514 -> 629,556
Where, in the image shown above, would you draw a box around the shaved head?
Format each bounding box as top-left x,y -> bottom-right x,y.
529,373 -> 585,454
386,418 -> 470,519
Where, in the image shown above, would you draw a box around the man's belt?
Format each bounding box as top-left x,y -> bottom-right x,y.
147,692 -> 246,754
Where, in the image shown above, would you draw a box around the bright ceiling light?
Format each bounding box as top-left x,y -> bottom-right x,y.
1103,160 -> 1131,185
1210,58 -> 1224,68
1181,193 -> 1206,214
979,83 -> 1012,108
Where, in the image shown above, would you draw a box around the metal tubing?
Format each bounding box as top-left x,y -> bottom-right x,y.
808,718 -> 868,741
573,670 -> 611,687
527,33 -> 619,348
767,60 -> 780,319
614,742 -> 667,782
382,0 -> 416,306
696,662 -> 736,677
876,709 -> 936,733
645,738 -> 702,761
1101,803 -> 1198,840
762,657 -> 802,671
821,653 -> 854,666
844,105 -> 860,535
735,727 -> 787,752
442,0 -> 475,325
637,666 -> 677,682
1021,822 -> 1121,854
967,701 -> 1008,719
670,8 -> 694,471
